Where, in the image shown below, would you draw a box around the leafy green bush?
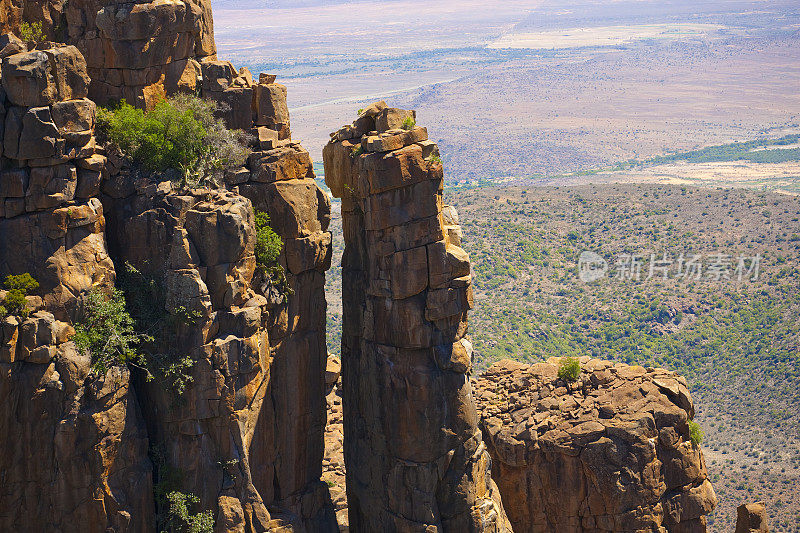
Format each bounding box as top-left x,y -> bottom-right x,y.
1,273 -> 39,318
401,116 -> 416,130
255,212 -> 283,267
557,356 -> 581,382
150,446 -> 213,533
688,420 -> 704,446
73,288 -> 151,374
19,22 -> 44,44
254,212 -> 292,300
162,492 -> 214,533
97,95 -> 249,186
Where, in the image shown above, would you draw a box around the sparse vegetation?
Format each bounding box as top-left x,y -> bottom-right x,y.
118,263 -> 201,395
162,492 -> 214,533
557,356 -> 581,382
401,116 -> 416,130
689,420 -> 704,446
151,446 -> 214,533
19,21 -> 44,44
255,212 -> 283,267
73,288 -> 150,374
97,95 -> 249,187
351,145 -> 364,158
0,273 -> 39,318
254,212 -> 292,300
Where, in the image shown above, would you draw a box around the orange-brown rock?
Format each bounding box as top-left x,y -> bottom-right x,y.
735,502 -> 769,533
324,105 -> 511,532
0,341 -> 155,531
474,357 -> 716,533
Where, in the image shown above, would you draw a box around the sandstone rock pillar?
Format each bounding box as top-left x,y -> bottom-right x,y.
323,103 -> 511,532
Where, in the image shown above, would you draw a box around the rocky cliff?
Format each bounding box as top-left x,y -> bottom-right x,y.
322,103 -> 511,532
474,357 -> 717,532
0,2 -> 745,532
0,2 -> 335,529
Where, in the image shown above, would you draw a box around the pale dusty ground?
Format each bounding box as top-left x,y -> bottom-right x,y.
532,159 -> 800,195
488,23 -> 727,50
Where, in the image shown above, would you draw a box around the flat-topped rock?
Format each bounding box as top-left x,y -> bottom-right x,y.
474,356 -> 716,532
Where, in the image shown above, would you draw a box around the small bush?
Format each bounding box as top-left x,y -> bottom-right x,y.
19,21 -> 44,44
162,492 -> 214,533
429,153 -> 442,164
97,95 -> 249,186
401,116 -> 416,130
254,212 -> 291,300
254,212 -> 283,267
73,288 -> 151,374
351,145 -> 364,158
557,356 -> 581,382
1,273 -> 39,318
688,420 -> 704,446
118,263 -> 200,395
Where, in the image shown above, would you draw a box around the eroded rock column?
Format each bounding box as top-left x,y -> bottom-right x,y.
323,102 -> 510,532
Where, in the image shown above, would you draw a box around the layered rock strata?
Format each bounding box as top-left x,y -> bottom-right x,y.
323,102 -> 511,532
474,357 -> 717,532
0,42 -> 153,531
0,26 -> 336,532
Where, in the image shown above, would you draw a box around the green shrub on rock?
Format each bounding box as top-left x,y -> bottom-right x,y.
557,356 -> 581,382
254,211 -> 292,300
73,288 -> 150,374
0,273 -> 39,318
162,491 -> 214,533
97,95 -> 249,186
19,22 -> 44,44
255,211 -> 283,268
401,116 -> 416,130
688,420 -> 704,446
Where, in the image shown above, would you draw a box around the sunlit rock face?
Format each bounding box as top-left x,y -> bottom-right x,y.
324,102 -> 512,532
474,357 -> 717,533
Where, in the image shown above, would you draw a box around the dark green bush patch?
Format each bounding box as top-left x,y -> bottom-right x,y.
1,273 -> 40,318
73,288 -> 150,374
97,95 -> 249,187
557,356 -> 581,382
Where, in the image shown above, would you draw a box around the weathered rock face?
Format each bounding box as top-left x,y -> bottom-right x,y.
474,357 -> 717,533
735,502 -> 769,533
323,103 -> 511,532
0,23 -> 336,532
0,43 -> 154,531
97,94 -> 335,533
0,340 -> 154,532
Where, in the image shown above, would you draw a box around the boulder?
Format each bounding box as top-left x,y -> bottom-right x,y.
253,83 -> 290,139
1,46 -> 89,107
735,502 -> 769,533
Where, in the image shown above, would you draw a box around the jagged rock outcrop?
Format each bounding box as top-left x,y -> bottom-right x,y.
735,502 -> 769,533
0,42 -> 154,531
0,5 -> 335,527
323,103 -> 511,532
474,357 -> 717,533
